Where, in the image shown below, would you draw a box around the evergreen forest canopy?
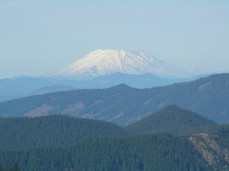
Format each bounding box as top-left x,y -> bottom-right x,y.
0,134 -> 212,171
0,115 -> 128,149
126,105 -> 217,136
0,105 -> 229,170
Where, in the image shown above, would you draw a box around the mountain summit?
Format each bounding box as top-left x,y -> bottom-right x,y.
59,49 -> 189,78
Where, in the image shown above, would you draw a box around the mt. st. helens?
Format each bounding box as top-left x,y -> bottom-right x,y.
59,49 -> 190,78
0,49 -> 201,102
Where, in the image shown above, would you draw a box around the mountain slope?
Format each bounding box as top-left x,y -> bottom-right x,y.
126,105 -> 217,135
0,115 -> 128,149
0,73 -> 228,125
0,134 -> 211,171
59,49 -> 189,78
189,126 -> 229,171
30,85 -> 76,95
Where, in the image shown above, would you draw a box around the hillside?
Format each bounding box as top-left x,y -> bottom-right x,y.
189,126 -> 229,171
0,112 -> 228,170
210,125 -> 229,149
0,73 -> 228,125
126,105 -> 217,135
0,107 -> 216,149
0,115 -> 128,149
0,134 -> 211,171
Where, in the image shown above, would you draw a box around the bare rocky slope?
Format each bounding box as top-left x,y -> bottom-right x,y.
189,133 -> 229,171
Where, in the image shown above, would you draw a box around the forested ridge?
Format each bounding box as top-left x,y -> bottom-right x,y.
0,134 -> 212,171
0,115 -> 127,149
126,105 -> 217,135
0,106 -> 217,149
0,105 -> 228,170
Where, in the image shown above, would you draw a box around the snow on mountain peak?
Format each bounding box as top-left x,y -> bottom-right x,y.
59,49 -> 189,78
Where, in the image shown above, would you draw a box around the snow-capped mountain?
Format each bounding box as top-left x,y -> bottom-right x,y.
58,49 -> 190,78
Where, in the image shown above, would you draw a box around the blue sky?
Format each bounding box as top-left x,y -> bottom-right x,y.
1,0 -> 229,78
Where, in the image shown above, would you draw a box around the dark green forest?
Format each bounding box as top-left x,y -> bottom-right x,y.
0,106 -> 217,149
0,115 -> 127,149
211,124 -> 229,149
0,134 -> 212,171
0,105 -> 228,170
126,105 -> 217,135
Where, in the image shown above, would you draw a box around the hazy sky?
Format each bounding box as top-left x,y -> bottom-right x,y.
1,0 -> 229,78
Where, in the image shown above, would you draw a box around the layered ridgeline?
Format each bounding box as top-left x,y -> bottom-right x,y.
126,105 -> 217,136
0,106 -> 229,170
0,73 -> 228,125
0,73 -> 185,102
0,49 -> 197,102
